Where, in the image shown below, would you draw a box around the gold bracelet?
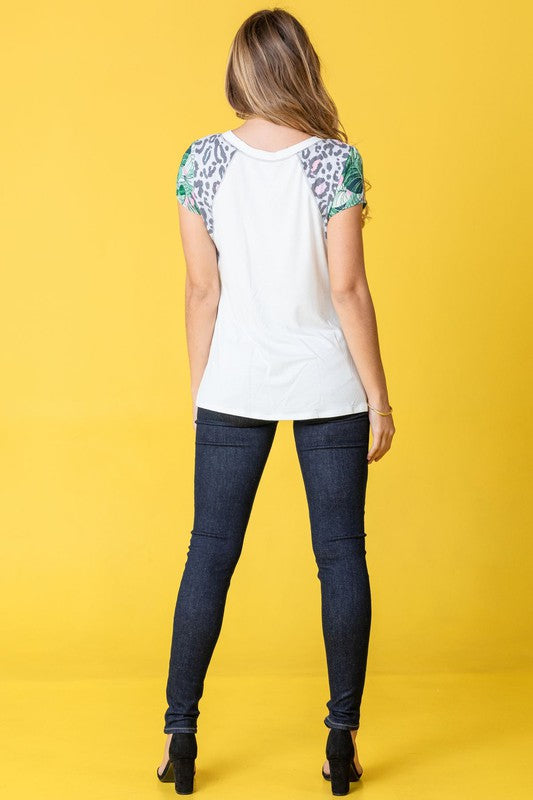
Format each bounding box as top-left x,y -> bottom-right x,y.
367,402 -> 393,416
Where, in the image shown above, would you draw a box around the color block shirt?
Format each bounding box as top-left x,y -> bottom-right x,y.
176,128 -> 368,420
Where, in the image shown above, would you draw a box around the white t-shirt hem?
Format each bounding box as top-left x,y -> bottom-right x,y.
196,400 -> 369,422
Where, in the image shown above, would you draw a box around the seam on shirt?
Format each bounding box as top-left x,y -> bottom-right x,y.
295,152 -> 328,242
210,143 -> 240,233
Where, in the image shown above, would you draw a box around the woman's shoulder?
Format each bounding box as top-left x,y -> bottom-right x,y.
176,131 -> 239,234
188,130 -> 226,146
299,137 -> 364,183
179,132 -> 238,174
306,136 -> 363,160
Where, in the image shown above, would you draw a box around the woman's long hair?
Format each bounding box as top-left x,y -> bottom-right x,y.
225,7 -> 371,224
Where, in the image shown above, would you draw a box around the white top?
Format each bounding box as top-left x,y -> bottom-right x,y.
176,128 -> 368,420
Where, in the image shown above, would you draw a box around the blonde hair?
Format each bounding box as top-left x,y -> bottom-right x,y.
225,7 -> 371,224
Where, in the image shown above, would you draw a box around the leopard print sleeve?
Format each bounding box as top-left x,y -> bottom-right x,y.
297,139 -> 367,238
176,134 -> 238,238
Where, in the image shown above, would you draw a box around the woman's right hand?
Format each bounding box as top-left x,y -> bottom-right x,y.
367,406 -> 395,463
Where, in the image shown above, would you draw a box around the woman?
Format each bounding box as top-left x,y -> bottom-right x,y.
157,8 -> 395,795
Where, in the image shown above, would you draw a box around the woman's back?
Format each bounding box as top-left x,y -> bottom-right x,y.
176,128 -> 368,420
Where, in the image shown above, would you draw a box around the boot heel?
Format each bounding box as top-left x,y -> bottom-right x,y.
325,728 -> 355,796
328,757 -> 351,795
169,731 -> 198,795
172,757 -> 195,794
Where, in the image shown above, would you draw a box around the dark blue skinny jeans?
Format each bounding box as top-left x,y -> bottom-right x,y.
164,405 -> 372,733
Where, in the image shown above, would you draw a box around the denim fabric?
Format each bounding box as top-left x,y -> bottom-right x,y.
163,405 -> 371,733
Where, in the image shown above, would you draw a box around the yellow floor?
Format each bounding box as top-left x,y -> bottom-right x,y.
2,671 -> 532,798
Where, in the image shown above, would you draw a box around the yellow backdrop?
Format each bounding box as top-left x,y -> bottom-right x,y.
1,2 -> 532,798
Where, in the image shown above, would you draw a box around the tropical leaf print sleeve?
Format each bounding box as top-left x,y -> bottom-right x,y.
328,145 -> 367,220
176,142 -> 201,214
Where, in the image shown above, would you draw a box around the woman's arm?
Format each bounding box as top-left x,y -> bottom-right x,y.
327,203 -> 395,462
177,203 -> 220,427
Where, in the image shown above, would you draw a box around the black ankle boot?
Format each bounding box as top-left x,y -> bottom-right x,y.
168,732 -> 197,794
324,728 -> 361,795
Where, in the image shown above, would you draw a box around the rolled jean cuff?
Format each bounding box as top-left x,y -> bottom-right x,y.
324,716 -> 359,731
164,726 -> 197,734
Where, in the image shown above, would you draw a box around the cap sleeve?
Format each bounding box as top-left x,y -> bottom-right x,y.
176,142 -> 201,215
327,145 -> 367,220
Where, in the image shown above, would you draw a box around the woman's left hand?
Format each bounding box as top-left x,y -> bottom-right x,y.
367,408 -> 395,462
